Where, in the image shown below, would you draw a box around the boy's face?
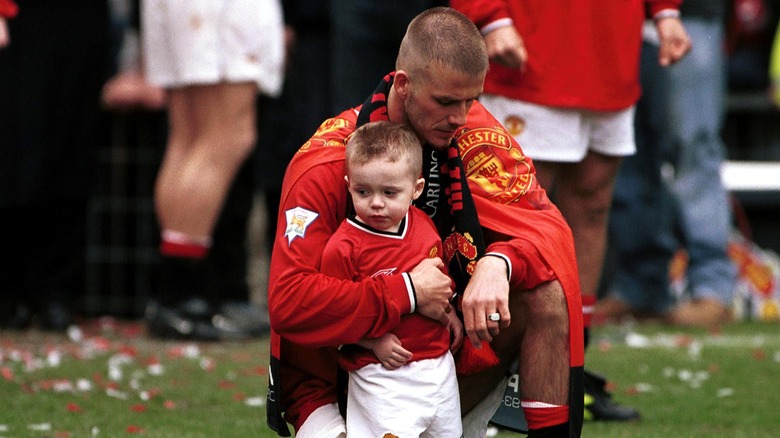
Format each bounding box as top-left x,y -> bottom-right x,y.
346,157 -> 424,233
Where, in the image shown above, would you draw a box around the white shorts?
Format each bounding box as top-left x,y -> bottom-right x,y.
347,353 -> 462,438
480,94 -> 636,162
295,403 -> 346,438
141,0 -> 285,97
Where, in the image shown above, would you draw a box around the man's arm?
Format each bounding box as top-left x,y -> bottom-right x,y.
269,160 -> 408,347
449,0 -> 509,31
268,156 -> 453,347
451,0 -> 525,69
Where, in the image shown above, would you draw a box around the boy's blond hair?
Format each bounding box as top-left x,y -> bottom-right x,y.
346,121 -> 423,180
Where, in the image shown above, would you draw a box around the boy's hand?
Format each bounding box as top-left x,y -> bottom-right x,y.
369,334 -> 412,370
443,311 -> 464,353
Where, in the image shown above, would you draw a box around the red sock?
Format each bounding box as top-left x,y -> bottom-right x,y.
159,230 -> 210,259
581,294 -> 596,329
522,399 -> 569,431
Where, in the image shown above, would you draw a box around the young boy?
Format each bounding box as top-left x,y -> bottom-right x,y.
320,121 -> 464,437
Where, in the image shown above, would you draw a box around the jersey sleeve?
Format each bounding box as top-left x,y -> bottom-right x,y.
645,0 -> 681,17
320,226 -> 359,282
450,0 -> 510,31
268,136 -> 413,348
486,239 -> 555,288
0,0 -> 18,18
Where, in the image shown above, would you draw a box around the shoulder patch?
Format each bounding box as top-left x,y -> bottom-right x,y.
284,207 -> 319,244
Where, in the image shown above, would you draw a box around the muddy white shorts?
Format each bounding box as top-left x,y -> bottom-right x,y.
141,0 -> 285,96
347,353 -> 462,437
480,94 -> 636,162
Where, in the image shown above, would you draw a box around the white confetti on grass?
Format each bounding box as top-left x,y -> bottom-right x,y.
27,423 -> 52,431
625,332 -> 651,348
1,326 -> 266,436
688,340 -> 702,360
620,331 -> 780,349
183,344 -> 201,359
106,387 -> 129,400
147,363 -> 164,376
200,357 -> 215,371
46,350 -> 63,367
244,396 -> 265,407
53,380 -> 74,393
67,325 -> 84,342
77,379 -> 93,392
717,387 -> 735,398
633,382 -> 655,393
108,367 -> 122,382
661,367 -> 711,389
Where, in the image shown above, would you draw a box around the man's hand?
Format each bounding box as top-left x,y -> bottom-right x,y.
655,17 -> 692,66
409,257 -> 454,322
460,256 -> 511,348
484,25 -> 527,69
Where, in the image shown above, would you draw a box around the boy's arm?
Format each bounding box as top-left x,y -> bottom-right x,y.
445,310 -> 464,353
269,156 -> 413,348
269,122 -> 454,348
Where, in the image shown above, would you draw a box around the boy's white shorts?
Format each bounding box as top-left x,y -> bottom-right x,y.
295,403 -> 346,438
347,353 -> 462,437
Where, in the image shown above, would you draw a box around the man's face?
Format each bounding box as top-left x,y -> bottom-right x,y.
402,63 -> 485,149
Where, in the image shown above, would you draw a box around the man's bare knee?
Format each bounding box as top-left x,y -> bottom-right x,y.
524,281 -> 569,327
519,281 -> 570,403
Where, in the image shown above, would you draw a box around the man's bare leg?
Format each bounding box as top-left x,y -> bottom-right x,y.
460,281 -> 576,436
535,154 -> 640,422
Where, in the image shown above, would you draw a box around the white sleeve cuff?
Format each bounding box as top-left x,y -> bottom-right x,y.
480,18 -> 514,36
402,272 -> 416,313
653,8 -> 680,21
485,252 -> 512,282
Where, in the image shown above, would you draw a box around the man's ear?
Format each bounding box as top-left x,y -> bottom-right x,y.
394,70 -> 411,99
412,177 -> 425,200
344,175 -> 350,187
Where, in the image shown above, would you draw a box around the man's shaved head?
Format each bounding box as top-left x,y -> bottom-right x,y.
397,7 -> 489,82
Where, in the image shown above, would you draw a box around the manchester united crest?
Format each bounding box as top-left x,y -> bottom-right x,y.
457,127 -> 533,204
